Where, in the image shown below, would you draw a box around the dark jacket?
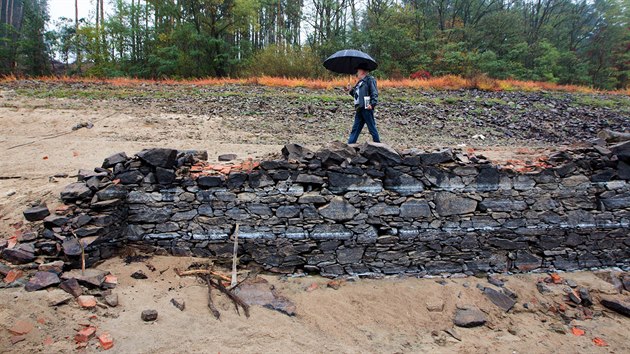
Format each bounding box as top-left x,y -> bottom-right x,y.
349,75 -> 378,110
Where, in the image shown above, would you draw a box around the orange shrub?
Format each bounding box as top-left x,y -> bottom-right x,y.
2,74 -> 628,95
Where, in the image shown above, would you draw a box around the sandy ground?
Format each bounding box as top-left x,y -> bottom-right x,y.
0,255 -> 628,353
0,85 -> 629,353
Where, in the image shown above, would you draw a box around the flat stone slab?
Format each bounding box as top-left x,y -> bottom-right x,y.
25,271 -> 60,292
61,269 -> 108,287
233,278 -> 296,316
453,307 -> 487,328
434,192 -> 477,216
483,288 -> 516,312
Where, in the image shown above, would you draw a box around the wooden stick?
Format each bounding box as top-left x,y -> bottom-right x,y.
231,224 -> 240,287
204,275 -> 221,319
210,277 -> 250,318
174,268 -> 231,282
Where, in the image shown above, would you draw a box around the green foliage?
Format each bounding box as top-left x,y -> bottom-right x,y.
1,0 -> 628,89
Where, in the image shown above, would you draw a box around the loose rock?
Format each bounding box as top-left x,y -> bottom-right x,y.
23,205 -> 50,221
141,309 -> 158,321
25,271 -> 60,292
453,307 -> 487,328
600,297 -> 630,317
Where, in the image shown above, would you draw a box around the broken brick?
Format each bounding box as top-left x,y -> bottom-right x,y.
99,332 -> 114,350
4,269 -> 24,283
103,274 -> 117,289
74,326 -> 96,343
77,295 -> 97,308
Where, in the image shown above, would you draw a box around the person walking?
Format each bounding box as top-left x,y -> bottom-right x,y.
347,64 -> 380,144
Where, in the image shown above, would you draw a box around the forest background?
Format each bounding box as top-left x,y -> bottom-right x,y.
1,0 -> 628,89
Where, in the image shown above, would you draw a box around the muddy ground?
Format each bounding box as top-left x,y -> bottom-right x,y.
0,81 -> 629,353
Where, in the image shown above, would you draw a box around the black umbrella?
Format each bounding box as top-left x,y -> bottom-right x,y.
323,49 -> 378,74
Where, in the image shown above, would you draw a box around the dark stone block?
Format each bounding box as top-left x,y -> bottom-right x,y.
91,199 -> 123,210
248,203 -> 272,216
96,185 -> 128,201
136,148 -> 178,168
384,169 -> 424,196
327,171 -> 382,193
1,247 -> 35,264
156,167 -> 176,185
316,141 -> 357,165
454,308 -> 486,327
198,175 -> 224,189
117,170 -> 144,184
368,203 -> 399,217
44,215 -> 68,227
337,247 -> 364,264
475,167 -> 500,191
514,250 -> 542,271
610,140 -> 630,162
591,169 -> 615,182
276,205 -> 300,218
25,271 -> 60,292
60,183 -> 93,202
418,149 -> 454,165
484,288 -> 516,312
75,226 -> 103,237
618,161 -> 630,180
600,297 -> 630,317
295,174 -> 325,184
260,160 -> 291,170
227,172 -> 247,189
600,193 -> 630,210
425,261 -> 463,274
23,205 -> 50,222
248,171 -> 274,188
281,144 -> 314,162
218,153 -> 237,161
399,199 -> 431,218
434,192 -> 477,216
128,206 -> 173,223
171,210 -> 197,221
359,142 -> 402,165
318,197 -> 357,221
102,152 -> 128,168
270,170 -> 291,181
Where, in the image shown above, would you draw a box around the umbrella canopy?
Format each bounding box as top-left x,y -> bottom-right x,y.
323,49 -> 378,74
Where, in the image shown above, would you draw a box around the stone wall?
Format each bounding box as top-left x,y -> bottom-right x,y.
8,140 -> 630,276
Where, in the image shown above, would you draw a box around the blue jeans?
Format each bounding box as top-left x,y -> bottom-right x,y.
348,108 -> 380,144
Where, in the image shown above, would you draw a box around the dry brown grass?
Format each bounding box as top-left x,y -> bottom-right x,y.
0,74 -> 625,94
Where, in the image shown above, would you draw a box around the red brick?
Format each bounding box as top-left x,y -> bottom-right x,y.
98,332 -> 114,350
74,326 -> 96,343
4,269 -> 24,283
77,295 -> 97,308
